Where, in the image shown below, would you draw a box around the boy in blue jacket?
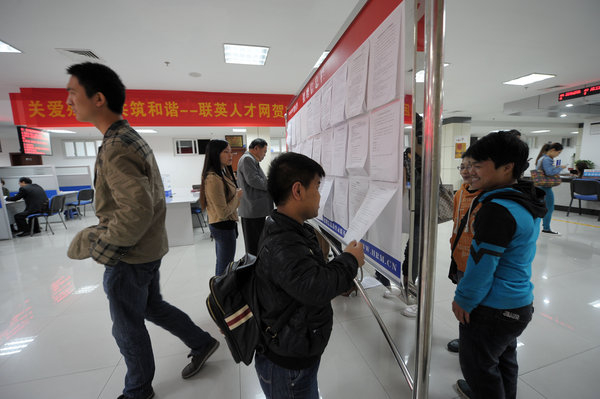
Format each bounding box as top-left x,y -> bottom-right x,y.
452,131 -> 546,399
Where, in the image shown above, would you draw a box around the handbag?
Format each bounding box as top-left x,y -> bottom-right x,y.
438,184 -> 454,224
531,169 -> 561,187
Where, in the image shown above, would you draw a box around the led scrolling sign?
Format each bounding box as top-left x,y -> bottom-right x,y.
558,84 -> 600,101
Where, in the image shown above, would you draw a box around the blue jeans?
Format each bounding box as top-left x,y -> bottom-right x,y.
103,259 -> 213,399
254,352 -> 320,399
540,187 -> 554,230
209,224 -> 237,276
459,304 -> 533,399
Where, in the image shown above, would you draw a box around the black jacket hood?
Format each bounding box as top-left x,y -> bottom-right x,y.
479,179 -> 547,219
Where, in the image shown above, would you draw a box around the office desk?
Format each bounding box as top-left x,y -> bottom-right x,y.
165,192 -> 198,247
5,200 -> 26,225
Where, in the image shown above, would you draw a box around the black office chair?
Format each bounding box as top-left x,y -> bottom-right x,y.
567,179 -> 600,221
26,194 -> 67,236
66,188 -> 95,218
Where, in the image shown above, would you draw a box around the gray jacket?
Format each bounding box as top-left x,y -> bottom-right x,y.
237,151 -> 273,218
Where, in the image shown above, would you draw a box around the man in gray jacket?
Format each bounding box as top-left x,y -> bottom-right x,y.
65,62 -> 219,399
237,138 -> 273,255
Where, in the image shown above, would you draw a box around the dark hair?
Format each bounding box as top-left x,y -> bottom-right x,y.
547,142 -> 563,151
535,142 -> 563,165
535,143 -> 551,165
414,113 -> 423,145
575,160 -> 588,177
200,139 -> 236,208
1,178 -> 5,185
66,62 -> 126,114
267,152 -> 325,206
249,138 -> 268,149
463,131 -> 529,179
19,177 -> 32,184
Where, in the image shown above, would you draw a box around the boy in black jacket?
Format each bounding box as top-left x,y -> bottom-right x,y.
254,152 -> 364,399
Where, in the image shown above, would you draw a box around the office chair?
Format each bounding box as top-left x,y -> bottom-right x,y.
567,179 -> 600,221
66,188 -> 94,218
26,194 -> 67,236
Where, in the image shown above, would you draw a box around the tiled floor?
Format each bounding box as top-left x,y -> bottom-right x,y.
0,210 -> 599,398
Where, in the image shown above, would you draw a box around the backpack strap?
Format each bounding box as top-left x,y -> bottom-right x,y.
264,300 -> 300,341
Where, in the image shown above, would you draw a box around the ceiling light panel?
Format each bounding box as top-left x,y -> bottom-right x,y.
503,73 -> 555,86
0,40 -> 21,53
224,44 -> 269,66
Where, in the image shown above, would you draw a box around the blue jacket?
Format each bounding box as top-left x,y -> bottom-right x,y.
536,155 -> 562,176
454,181 -> 547,312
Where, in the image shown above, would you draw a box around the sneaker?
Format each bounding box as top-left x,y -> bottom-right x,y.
455,379 -> 473,399
401,304 -> 418,318
117,388 -> 155,399
447,338 -> 459,353
181,338 -> 220,379
542,230 -> 560,235
383,286 -> 401,298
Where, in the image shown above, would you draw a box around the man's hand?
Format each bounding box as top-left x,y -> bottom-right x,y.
344,240 -> 365,267
452,300 -> 470,324
236,188 -> 243,199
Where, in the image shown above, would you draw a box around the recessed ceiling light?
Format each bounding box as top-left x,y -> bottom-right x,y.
571,131 -> 579,134
224,44 -> 269,65
531,130 -> 550,134
0,39 -> 21,53
565,103 -> 574,107
136,129 -> 157,133
232,128 -> 246,133
560,114 -> 567,118
47,129 -> 76,134
415,63 -> 450,82
503,73 -> 555,86
589,299 -> 600,309
314,51 -> 330,68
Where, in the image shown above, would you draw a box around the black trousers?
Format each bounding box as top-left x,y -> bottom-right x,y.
241,217 -> 266,256
14,211 -> 40,233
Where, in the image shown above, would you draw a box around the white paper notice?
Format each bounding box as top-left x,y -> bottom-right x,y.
303,138 -> 314,158
317,177 -> 334,219
333,177 -> 349,229
348,176 -> 369,224
370,101 -> 401,182
331,123 -> 348,176
320,80 -> 333,131
345,41 -> 369,119
367,5 -> 403,110
346,114 -> 369,176
312,134 -> 322,164
344,181 -> 398,243
331,64 -> 347,125
321,129 -> 333,175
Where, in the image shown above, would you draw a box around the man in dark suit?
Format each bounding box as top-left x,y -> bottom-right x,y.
5,177 -> 48,236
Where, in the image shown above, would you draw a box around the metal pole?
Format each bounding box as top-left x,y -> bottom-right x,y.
413,0 -> 445,398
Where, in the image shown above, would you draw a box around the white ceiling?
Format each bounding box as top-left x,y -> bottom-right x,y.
0,0 -> 599,141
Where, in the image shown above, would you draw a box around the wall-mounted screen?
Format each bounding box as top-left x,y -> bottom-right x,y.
17,126 -> 52,155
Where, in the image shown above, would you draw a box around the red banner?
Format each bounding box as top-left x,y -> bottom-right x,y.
10,88 -> 293,127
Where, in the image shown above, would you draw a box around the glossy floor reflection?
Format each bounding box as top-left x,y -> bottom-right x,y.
0,210 -> 598,398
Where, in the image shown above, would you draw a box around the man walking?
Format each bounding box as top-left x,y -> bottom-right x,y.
237,138 -> 273,255
65,62 -> 219,399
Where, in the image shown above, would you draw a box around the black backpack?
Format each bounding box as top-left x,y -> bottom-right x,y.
206,253 -> 298,365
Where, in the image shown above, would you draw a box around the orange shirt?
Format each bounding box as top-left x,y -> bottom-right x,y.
449,183 -> 481,272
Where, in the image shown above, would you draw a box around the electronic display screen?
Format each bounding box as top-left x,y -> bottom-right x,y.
17,126 -> 52,155
558,84 -> 600,102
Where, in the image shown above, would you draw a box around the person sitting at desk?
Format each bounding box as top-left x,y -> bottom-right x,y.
1,178 -> 9,197
5,177 -> 48,237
